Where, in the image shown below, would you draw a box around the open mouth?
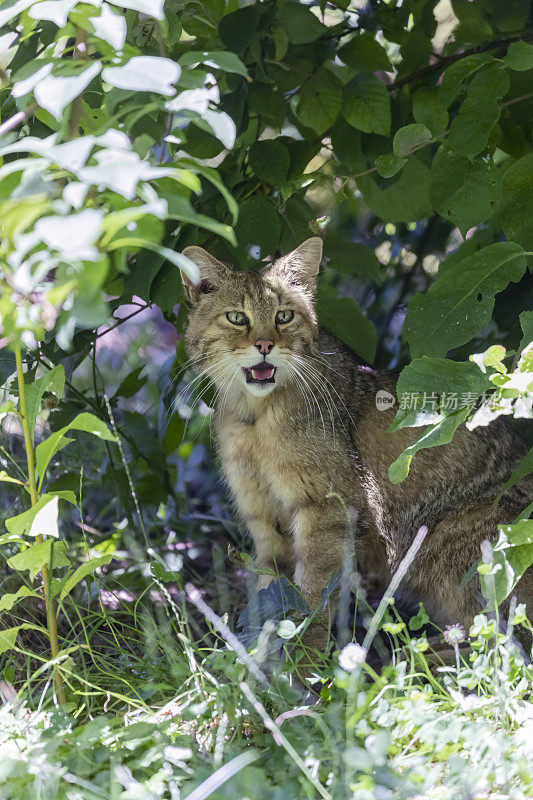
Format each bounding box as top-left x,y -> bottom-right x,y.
244,362 -> 276,384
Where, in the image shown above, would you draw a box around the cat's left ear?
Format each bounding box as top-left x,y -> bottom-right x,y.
180,246 -> 229,303
267,237 -> 323,294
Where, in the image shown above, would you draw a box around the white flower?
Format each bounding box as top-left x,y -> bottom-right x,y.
443,623 -> 466,646
339,642 -> 367,671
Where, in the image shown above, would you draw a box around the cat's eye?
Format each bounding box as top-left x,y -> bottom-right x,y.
275,309 -> 294,325
226,310 -> 248,326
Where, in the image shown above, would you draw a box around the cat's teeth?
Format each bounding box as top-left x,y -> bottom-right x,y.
251,367 -> 274,381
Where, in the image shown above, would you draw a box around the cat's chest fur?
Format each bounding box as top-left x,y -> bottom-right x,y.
215,402 -> 344,514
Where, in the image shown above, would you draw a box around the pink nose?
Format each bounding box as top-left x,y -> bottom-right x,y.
255,339 -> 274,355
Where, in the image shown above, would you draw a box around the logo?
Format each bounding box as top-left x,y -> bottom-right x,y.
375,390 -> 396,411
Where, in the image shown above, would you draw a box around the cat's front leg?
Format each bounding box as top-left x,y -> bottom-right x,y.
228,472 -> 293,587
292,500 -> 349,654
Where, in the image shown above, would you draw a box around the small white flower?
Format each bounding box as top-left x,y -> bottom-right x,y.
339,642 -> 367,671
443,623 -> 466,646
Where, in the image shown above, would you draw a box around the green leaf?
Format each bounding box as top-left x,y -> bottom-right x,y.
297,75 -> 342,134
0,586 -> 41,612
519,311 -> 533,355
392,357 -> 489,428
176,158 -> 239,225
439,53 -> 495,107
276,3 -> 325,44
480,520 -> 533,608
342,74 -> 390,136
405,242 -> 527,358
178,50 -> 248,77
412,88 -> 448,136
8,539 -> 70,580
324,234 -> 383,284
219,5 -> 260,53
317,284 -> 377,364
447,65 -> 509,158
0,623 -> 47,654
235,196 -> 281,258
6,493 -> 60,538
157,187 -> 236,244
25,365 -> 65,444
505,40 -> 533,71
374,153 -> 406,178
113,366 -> 147,399
58,555 -> 113,602
500,154 -> 533,251
430,146 -> 502,232
388,406 -> 471,484
393,124 -> 432,158
338,33 -> 391,71
249,140 -> 290,186
357,157 -> 431,223
35,412 -> 116,485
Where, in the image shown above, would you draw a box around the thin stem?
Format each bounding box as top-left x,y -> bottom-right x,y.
14,347 -> 66,705
0,103 -> 38,137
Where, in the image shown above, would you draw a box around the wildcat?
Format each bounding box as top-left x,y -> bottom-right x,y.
179,237 -> 533,651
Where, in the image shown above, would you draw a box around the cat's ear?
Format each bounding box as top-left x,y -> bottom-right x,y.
267,237 -> 323,294
180,246 -> 229,303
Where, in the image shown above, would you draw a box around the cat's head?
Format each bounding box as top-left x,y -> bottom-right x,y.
179,238 -> 322,399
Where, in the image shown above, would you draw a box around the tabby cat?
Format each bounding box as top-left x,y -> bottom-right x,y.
179,237 -> 533,651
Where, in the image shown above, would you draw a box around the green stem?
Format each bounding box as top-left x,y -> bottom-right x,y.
14,347 -> 66,705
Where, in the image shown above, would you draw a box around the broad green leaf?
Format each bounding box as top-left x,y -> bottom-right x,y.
249,140 -> 290,186
159,191 -> 236,244
218,5 -> 261,53
357,157 -> 431,223
391,357 -> 489,429
276,3 -> 324,44
342,74 -> 390,136
0,586 -> 41,611
25,364 -> 65,443
505,40 -> 533,71
317,284 -> 377,364
176,158 -> 239,225
0,627 -> 20,655
374,153 -> 406,178
430,146 -> 502,232
500,154 -> 533,251
58,555 -> 113,602
412,88 -> 448,136
323,234 -> 383,284
338,33 -> 391,71
447,65 -> 509,158
34,62 -> 102,119
235,196 -> 280,258
388,406 -> 471,484
113,367 -> 147,400
480,520 -> 533,608
178,50 -> 247,77
36,411 -> 116,483
439,53 -> 495,107
6,493 -> 59,537
8,539 -> 70,580
297,75 -> 342,135
393,124 -> 432,158
405,243 -> 527,358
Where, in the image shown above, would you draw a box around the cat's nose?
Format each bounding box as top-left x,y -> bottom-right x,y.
255,339 -> 274,355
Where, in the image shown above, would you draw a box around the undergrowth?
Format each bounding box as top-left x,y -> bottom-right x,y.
1,546 -> 532,800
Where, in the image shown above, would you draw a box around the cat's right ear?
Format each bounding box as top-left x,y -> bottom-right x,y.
180,246 -> 229,303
